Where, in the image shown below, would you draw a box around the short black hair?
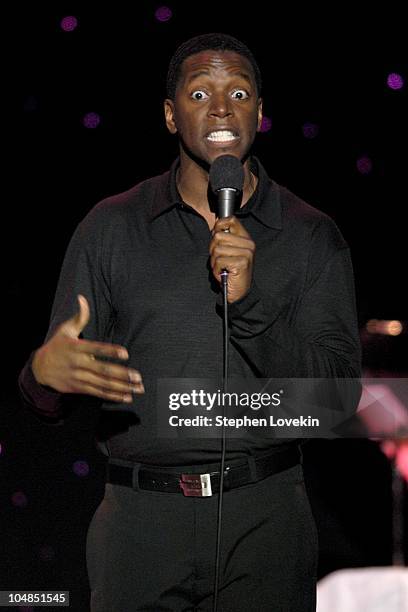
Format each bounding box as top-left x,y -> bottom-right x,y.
166,33 -> 262,100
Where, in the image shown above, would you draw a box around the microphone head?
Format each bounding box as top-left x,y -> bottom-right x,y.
209,155 -> 244,193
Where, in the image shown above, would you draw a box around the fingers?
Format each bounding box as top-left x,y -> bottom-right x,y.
74,382 -> 135,404
210,220 -> 255,257
76,339 -> 129,361
209,239 -> 254,259
68,350 -> 144,400
71,368 -> 144,403
36,295 -> 145,403
209,217 -> 255,303
209,233 -> 255,274
76,351 -> 142,383
212,216 -> 251,238
210,249 -> 253,273
211,255 -> 252,277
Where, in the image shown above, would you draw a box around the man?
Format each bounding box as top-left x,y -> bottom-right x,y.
19,33 -> 361,611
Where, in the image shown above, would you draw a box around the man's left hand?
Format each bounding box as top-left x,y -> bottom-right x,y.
209,216 -> 255,303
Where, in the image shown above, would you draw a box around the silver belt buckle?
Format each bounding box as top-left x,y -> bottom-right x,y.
179,473 -> 212,497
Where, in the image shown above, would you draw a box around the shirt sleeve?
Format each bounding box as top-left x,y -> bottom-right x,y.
18,351 -> 65,423
18,207 -> 114,421
225,237 -> 362,427
227,245 -> 361,378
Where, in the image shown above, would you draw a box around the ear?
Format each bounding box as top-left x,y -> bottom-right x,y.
164,99 -> 177,134
256,98 -> 263,132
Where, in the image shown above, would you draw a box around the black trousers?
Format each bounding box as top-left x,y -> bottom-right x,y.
86,463 -> 318,611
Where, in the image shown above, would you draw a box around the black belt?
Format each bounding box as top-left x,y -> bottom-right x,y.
106,446 -> 301,497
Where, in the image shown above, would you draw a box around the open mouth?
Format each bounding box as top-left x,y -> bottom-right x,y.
206,130 -> 239,143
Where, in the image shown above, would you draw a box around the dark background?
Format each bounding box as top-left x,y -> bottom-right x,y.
2,2 -> 407,610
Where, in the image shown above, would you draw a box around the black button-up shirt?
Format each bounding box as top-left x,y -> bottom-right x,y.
19,157 -> 361,465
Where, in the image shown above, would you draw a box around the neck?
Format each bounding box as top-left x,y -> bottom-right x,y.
176,155 -> 257,214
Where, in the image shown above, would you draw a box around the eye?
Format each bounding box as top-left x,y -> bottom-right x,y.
231,89 -> 249,100
191,90 -> 209,100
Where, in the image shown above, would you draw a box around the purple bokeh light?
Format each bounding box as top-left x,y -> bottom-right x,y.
0,441 -> 2,455
60,16 -> 78,32
12,491 -> 28,508
73,459 -> 90,477
387,73 -> 404,90
302,122 -> 319,139
259,116 -> 272,133
82,112 -> 101,128
155,6 -> 173,22
356,156 -> 373,175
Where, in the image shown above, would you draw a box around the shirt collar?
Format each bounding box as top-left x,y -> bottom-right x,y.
150,156 -> 282,229
149,159 -> 182,222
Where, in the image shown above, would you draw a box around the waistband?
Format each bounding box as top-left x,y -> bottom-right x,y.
106,445 -> 302,497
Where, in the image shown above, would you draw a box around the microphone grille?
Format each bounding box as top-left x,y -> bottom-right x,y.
209,155 -> 244,193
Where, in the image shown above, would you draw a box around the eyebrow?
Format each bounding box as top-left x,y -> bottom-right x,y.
186,70 -> 253,86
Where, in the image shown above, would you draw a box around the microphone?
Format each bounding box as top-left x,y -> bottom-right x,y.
209,155 -> 245,292
209,155 -> 244,218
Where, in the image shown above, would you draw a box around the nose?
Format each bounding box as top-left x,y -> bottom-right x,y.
208,92 -> 233,118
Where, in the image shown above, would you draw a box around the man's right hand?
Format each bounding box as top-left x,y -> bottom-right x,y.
31,295 -> 144,403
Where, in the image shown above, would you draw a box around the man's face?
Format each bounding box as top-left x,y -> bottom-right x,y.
164,50 -> 263,167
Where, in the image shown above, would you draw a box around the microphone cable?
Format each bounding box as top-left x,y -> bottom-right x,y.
212,268 -> 229,612
208,155 -> 244,612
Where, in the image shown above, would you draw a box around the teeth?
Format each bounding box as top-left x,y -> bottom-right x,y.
207,130 -> 237,142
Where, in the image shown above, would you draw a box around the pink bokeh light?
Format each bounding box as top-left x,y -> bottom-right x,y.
302,122 -> 319,139
259,116 -> 272,132
73,459 -> 90,477
356,156 -> 373,175
82,112 -> 101,128
387,72 -> 404,90
381,440 -> 408,482
12,491 -> 28,508
60,16 -> 78,32
155,6 -> 173,22
396,445 -> 408,481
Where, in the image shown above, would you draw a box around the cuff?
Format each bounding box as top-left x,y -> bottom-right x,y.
217,281 -> 277,339
18,351 -> 63,418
